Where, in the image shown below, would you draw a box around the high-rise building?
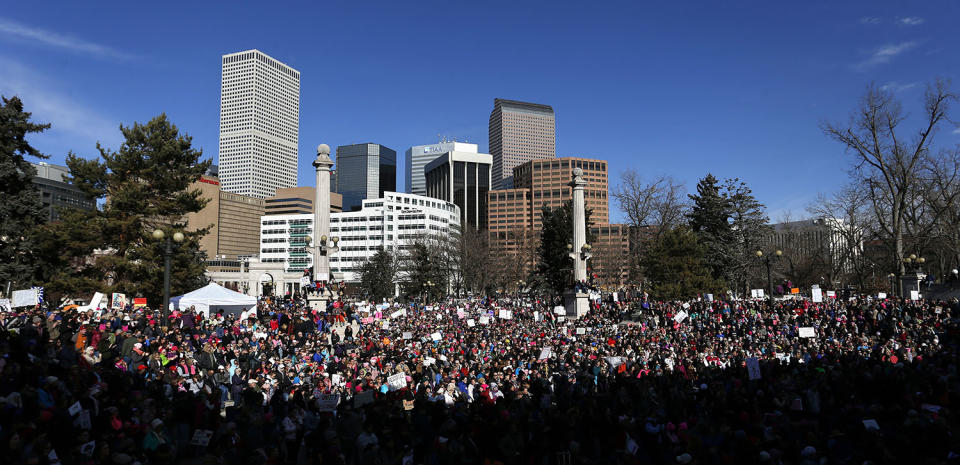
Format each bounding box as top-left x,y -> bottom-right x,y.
218,49 -> 300,199
405,142 -> 478,196
489,98 -> 555,190
30,162 -> 95,222
424,151 -> 492,230
263,186 -> 343,216
335,143 -> 397,212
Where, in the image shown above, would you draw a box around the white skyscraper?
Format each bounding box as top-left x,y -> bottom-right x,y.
219,49 -> 300,198
405,141 -> 477,196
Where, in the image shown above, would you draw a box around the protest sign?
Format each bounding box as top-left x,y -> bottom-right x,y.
190,429 -> 213,447
705,294 -> 714,302
750,289 -> 764,299
826,291 -> 836,298
790,288 -> 800,295
12,289 -> 39,308
299,276 -> 310,288
353,390 -> 374,407
576,327 -> 586,335
554,306 -> 565,315
402,332 -> 413,340
674,311 -> 688,323
534,311 -> 541,322
910,290 -> 920,301
499,310 -> 513,319
77,410 -> 91,430
479,316 -> 489,325
111,293 -> 126,309
424,357 -> 436,366
68,401 -> 82,416
746,357 -> 761,380
538,348 -> 552,360
812,288 -> 823,303
332,374 -> 343,387
387,373 -> 407,390
133,297 -> 147,307
877,292 -> 886,299
682,302 -> 691,309
799,327 -> 816,338
391,309 -> 405,318
80,441 -> 96,456
0,298 -> 10,312
467,319 -> 476,327
862,419 -> 879,431
317,394 -> 340,412
430,332 -> 442,341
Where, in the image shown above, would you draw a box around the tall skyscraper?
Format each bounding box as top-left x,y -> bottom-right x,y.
335,143 -> 397,211
424,150 -> 492,230
218,49 -> 300,199
405,141 -> 478,196
489,98 -> 555,190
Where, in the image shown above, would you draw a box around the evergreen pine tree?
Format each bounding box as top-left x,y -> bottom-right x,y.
359,249 -> 396,301
641,226 -> 723,300
0,96 -> 50,292
536,200 -> 595,296
687,174 -> 731,281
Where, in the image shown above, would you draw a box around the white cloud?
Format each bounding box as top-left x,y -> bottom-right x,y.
0,57 -> 122,150
880,81 -> 918,93
859,16 -> 882,25
953,127 -> 960,135
0,17 -> 134,60
854,41 -> 918,70
898,17 -> 925,26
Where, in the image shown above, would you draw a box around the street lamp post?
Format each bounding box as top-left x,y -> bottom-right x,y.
756,249 -> 782,304
152,229 -> 184,326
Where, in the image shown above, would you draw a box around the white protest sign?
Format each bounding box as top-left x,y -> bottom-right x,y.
353,390 -> 374,407
553,306 -> 565,315
538,348 -> 552,360
402,332 -> 413,340
827,291 -> 836,298
674,311 -> 688,323
705,294 -> 714,302
423,356 -> 436,366
910,290 -> 920,301
332,374 -> 343,387
80,441 -> 96,456
317,394 -> 340,412
812,288 -> 823,303
381,320 -> 390,330
190,429 -> 213,446
467,319 -> 476,327
746,357 -> 761,380
877,292 -> 886,299
862,419 -> 880,431
499,310 -> 512,319
77,410 -> 92,430
390,309 -> 405,318
430,332 -> 442,341
576,327 -> 586,335
299,276 -> 310,288
0,299 -> 10,312
479,316 -> 489,325
387,373 -> 407,390
798,327 -> 816,338
534,311 -> 541,322
68,401 -> 82,416
11,289 -> 39,308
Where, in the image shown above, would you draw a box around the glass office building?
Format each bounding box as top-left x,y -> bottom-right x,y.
334,143 -> 397,212
424,151 -> 493,230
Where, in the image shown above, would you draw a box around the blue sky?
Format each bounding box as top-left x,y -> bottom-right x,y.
2,1 -> 958,222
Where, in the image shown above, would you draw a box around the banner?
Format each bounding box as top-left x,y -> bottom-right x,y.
133,298 -> 147,307
746,357 -> 761,380
317,394 -> 340,412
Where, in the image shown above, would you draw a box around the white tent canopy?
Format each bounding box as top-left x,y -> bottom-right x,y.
170,283 -> 257,318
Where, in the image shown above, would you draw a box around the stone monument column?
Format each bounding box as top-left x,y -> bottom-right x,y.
565,168 -> 591,318
309,144 -> 335,312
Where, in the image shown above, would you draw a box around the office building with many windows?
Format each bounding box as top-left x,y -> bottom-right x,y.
489,98 -> 555,190
30,162 -> 95,222
405,141 -> 478,196
218,49 -> 300,198
423,150 -> 492,230
258,192 -> 459,282
335,143 -> 397,212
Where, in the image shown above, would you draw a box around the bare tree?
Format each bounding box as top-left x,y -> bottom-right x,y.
806,184 -> 875,288
612,170 -> 688,237
821,80 -> 955,274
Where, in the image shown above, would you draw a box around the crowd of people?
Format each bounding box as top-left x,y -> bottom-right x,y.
0,290 -> 958,465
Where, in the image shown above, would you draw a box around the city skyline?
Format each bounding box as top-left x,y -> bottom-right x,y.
1,1 -> 958,223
